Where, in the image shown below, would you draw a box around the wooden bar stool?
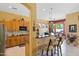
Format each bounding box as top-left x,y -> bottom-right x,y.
41,44 -> 48,56
55,37 -> 63,56
46,39 -> 54,56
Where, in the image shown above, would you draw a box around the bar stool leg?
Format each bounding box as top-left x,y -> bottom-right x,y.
53,47 -> 56,55
41,49 -> 44,56
59,46 -> 62,56
51,49 -> 53,56
57,46 -> 59,56
46,49 -> 49,56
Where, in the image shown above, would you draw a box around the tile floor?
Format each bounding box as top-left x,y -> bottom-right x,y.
5,46 -> 25,56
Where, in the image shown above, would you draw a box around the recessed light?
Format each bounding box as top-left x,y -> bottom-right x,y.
9,6 -> 18,10
42,9 -> 46,11
8,6 -> 12,9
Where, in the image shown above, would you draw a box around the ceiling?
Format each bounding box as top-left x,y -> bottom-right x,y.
0,3 -> 79,20
36,3 -> 79,20
0,3 -> 30,16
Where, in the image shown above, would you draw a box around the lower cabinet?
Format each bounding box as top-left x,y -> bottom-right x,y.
6,35 -> 29,48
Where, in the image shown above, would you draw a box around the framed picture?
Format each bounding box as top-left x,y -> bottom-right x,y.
69,24 -> 77,32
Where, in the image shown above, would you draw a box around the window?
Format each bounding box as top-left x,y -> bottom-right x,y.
56,24 -> 64,33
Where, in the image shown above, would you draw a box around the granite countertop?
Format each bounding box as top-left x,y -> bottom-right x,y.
6,31 -> 29,37
35,36 -> 56,48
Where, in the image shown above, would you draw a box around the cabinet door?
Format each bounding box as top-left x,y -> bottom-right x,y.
6,37 -> 15,48
5,20 -> 13,32
16,36 -> 21,45
6,39 -> 10,48
11,37 -> 16,47
7,38 -> 13,47
15,36 -> 20,45
0,24 -> 5,55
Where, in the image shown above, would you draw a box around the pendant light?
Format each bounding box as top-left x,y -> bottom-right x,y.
49,8 -> 55,21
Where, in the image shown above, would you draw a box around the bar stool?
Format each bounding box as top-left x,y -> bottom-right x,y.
40,44 -> 48,56
38,37 -> 63,56
54,37 -> 63,56
46,39 -> 54,56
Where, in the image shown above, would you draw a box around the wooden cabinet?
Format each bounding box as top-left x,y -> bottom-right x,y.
5,19 -> 29,48
6,35 -> 29,48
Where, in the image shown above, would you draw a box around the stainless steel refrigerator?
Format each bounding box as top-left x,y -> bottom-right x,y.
0,23 -> 5,56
